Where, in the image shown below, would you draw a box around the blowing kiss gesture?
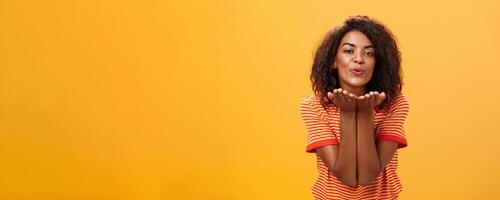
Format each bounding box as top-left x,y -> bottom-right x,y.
325,88 -> 386,112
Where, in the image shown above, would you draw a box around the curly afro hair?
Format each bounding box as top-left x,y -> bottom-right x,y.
310,15 -> 403,111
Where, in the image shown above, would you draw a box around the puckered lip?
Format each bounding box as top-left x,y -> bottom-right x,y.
350,68 -> 365,74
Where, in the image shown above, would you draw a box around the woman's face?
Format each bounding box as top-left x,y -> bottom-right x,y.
333,30 -> 376,95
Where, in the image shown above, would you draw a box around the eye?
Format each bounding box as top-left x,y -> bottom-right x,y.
364,51 -> 375,57
343,49 -> 354,54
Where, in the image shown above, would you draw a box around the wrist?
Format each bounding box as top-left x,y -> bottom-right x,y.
340,108 -> 356,115
357,109 -> 374,116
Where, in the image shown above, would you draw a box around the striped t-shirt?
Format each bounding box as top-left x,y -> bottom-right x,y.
300,94 -> 409,200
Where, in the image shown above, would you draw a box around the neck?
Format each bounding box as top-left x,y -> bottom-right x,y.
339,85 -> 365,97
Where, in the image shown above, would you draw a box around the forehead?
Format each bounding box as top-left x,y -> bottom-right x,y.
340,30 -> 373,47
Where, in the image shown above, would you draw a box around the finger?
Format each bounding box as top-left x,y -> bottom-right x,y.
327,92 -> 334,103
339,90 -> 348,104
343,90 -> 353,101
343,90 -> 354,101
331,90 -> 339,105
377,92 -> 386,106
348,93 -> 357,105
342,90 -> 349,96
380,92 -> 386,101
377,92 -> 385,104
369,91 -> 376,105
342,90 -> 352,104
362,93 -> 370,106
332,89 -> 337,99
373,92 -> 380,105
333,89 -> 341,105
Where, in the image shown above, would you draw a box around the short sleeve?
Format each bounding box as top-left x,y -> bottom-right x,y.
376,95 -> 409,149
300,97 -> 339,153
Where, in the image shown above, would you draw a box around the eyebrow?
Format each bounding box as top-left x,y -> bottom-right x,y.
342,42 -> 374,49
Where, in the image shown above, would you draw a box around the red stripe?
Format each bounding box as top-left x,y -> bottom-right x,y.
306,139 -> 339,153
376,134 -> 408,148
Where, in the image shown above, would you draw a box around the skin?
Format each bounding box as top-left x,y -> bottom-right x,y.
317,30 -> 399,187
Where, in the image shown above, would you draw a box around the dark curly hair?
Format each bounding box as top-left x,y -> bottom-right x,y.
310,15 -> 403,111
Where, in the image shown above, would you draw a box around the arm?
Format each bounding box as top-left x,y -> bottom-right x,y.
356,110 -> 398,185
317,89 -> 358,187
335,110 -> 358,186
356,110 -> 379,185
356,92 -> 398,185
317,111 -> 357,187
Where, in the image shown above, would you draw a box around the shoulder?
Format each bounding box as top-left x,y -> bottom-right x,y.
299,95 -> 328,115
300,95 -> 338,119
386,93 -> 410,114
301,95 -> 320,106
300,96 -> 321,112
300,95 -> 333,110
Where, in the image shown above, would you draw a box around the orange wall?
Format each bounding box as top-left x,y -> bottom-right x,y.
1,0 -> 500,199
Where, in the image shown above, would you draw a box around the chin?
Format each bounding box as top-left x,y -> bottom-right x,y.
347,80 -> 369,87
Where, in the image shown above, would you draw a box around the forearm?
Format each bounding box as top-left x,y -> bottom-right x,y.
356,110 -> 381,185
333,110 -> 357,187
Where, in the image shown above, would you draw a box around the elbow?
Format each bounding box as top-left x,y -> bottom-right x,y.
331,167 -> 358,188
358,168 -> 381,186
335,173 -> 358,187
358,178 -> 375,186
342,180 -> 358,188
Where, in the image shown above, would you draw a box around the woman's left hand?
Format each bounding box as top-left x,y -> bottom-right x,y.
357,91 -> 386,112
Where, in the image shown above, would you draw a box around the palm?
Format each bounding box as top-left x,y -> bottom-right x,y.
327,88 -> 357,112
357,91 -> 386,111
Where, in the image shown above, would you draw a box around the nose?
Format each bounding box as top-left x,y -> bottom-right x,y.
353,52 -> 365,64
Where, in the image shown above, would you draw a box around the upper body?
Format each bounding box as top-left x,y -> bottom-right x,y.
300,94 -> 409,199
301,15 -> 409,200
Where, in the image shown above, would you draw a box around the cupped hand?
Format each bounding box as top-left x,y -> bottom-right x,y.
327,88 -> 358,112
356,91 -> 386,112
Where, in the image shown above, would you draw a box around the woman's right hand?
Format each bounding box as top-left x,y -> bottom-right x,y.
327,88 -> 357,113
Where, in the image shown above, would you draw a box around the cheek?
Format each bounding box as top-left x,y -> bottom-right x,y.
366,67 -> 376,78
366,59 -> 376,73
335,56 -> 349,68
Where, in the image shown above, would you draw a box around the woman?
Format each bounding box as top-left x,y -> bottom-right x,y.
300,15 -> 409,200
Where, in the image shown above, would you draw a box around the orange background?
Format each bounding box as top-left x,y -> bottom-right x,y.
1,0 -> 500,199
